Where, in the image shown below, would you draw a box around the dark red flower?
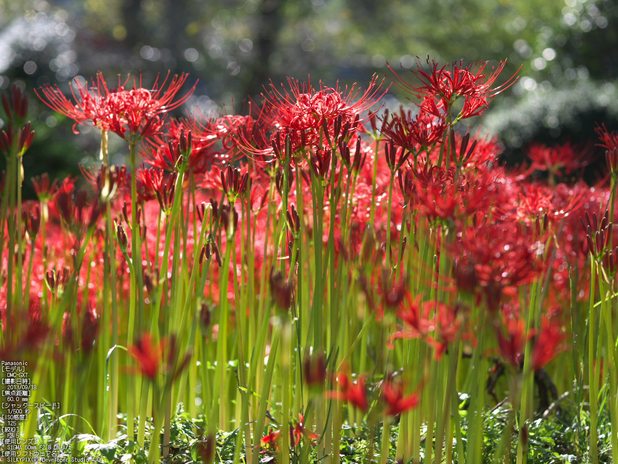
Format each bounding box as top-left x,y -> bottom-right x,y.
134,166 -> 176,212
2,84 -> 29,123
303,352 -> 327,387
269,267 -> 295,310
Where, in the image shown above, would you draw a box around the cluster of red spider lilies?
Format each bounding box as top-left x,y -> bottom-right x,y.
1,57 -> 617,463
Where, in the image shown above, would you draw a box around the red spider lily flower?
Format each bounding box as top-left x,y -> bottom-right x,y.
381,377 -> 423,417
338,135 -> 366,173
36,77 -> 106,133
383,140 -> 411,174
384,108 -> 446,152
525,141 -> 595,182
221,165 -> 249,200
452,222 -> 542,311
428,302 -> 463,360
12,121 -> 35,153
260,428 -> 281,451
410,165 -> 494,222
596,123 -> 618,152
45,266 -> 72,292
308,146 -> 333,181
379,270 -> 409,310
54,186 -> 102,236
213,114 -> 257,151
509,182 -> 586,226
134,166 -> 176,212
581,209 -> 612,259
328,371 -> 369,412
291,413 -> 319,446
128,334 -> 165,380
531,317 -> 567,371
263,75 -> 386,153
388,58 -> 518,120
36,72 -> 195,141
201,164 -> 225,192
2,84 -> 29,123
80,164 -> 127,203
31,173 -> 59,203
144,119 -> 218,174
22,203 -> 41,240
134,165 -> 162,203
249,183 -> 270,214
596,123 -> 618,173
390,294 -> 433,346
115,221 -> 128,251
413,174 -> 459,221
494,317 -> 534,368
128,333 -> 193,383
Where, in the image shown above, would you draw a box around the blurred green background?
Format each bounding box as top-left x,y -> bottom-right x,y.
1,0 -> 618,197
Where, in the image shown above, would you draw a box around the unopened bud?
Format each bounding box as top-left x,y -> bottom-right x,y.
115,221 -> 128,251
45,270 -> 57,290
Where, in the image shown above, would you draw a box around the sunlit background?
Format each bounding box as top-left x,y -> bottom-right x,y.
1,0 -> 618,197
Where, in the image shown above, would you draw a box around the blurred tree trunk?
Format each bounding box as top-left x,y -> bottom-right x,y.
242,0 -> 286,101
164,0 -> 190,74
121,0 -> 147,54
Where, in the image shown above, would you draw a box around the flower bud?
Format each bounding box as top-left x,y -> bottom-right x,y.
115,221 -> 128,252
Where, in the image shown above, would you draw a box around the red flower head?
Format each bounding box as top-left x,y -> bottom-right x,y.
260,429 -> 281,450
145,118 -> 218,174
54,186 -> 102,236
328,371 -> 369,412
134,166 -> 177,212
525,141 -> 594,182
384,107 -> 446,152
80,164 -> 127,203
263,75 -> 386,153
381,376 -> 423,417
453,222 -> 542,311
495,317 -> 533,368
388,58 -> 518,121
127,333 -> 191,382
390,294 -> 433,346
37,72 -> 195,142
531,317 -> 567,371
596,123 -> 618,173
291,413 -> 319,446
128,334 -> 165,380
